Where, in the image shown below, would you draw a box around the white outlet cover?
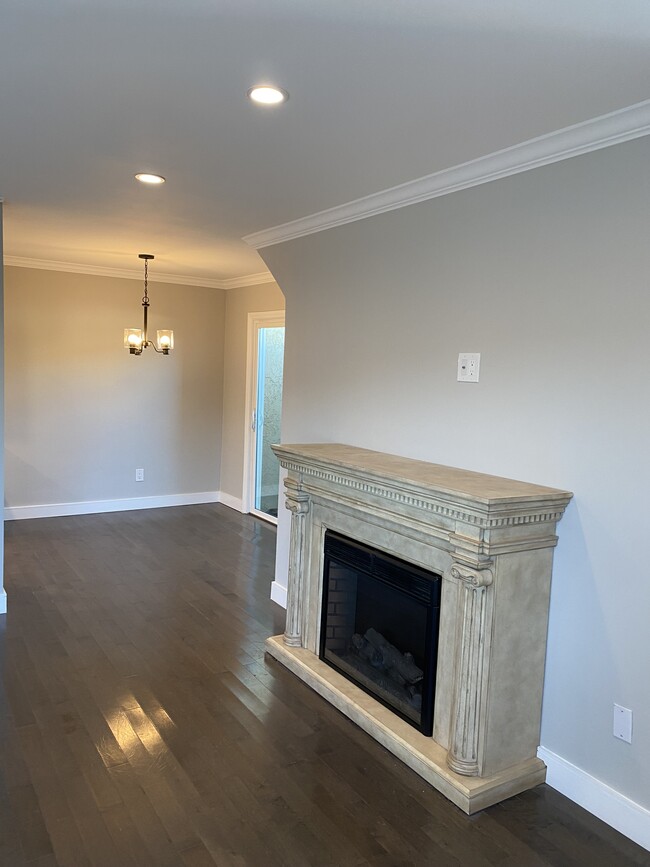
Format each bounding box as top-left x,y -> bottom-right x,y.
457,352 -> 481,382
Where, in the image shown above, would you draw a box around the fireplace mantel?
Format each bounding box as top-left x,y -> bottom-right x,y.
266,443 -> 572,814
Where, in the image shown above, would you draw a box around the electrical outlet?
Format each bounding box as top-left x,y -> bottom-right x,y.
135,468 -> 145,482
457,352 -> 481,382
613,704 -> 632,743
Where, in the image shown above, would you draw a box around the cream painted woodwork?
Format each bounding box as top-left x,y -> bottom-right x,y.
266,443 -> 572,814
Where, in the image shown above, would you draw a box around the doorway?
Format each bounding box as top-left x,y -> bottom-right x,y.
244,311 -> 285,524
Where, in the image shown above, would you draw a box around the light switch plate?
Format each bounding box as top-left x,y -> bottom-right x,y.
613,704 -> 632,743
458,353 -> 481,382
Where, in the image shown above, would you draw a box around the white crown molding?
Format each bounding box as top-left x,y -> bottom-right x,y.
243,99 -> 650,249
3,256 -> 274,290
219,272 -> 276,289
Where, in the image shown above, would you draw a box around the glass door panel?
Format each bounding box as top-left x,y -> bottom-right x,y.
254,326 -> 284,519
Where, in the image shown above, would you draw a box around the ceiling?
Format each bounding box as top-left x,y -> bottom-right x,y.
1,0 -> 649,286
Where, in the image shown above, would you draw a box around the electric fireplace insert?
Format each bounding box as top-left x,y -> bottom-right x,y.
319,530 -> 441,735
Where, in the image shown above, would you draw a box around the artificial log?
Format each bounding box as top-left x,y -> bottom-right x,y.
364,628 -> 423,685
350,633 -> 382,667
341,646 -> 423,715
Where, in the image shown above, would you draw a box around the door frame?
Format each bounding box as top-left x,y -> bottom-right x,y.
242,310 -> 285,522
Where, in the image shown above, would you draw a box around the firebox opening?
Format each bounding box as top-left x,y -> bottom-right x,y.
319,530 -> 441,736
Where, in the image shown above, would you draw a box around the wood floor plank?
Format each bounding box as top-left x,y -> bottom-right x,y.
2,505 -> 648,867
14,723 -> 93,867
107,762 -> 185,867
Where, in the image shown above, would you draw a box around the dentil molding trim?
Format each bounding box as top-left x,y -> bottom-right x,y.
278,458 -> 570,530
4,256 -> 275,291
243,99 -> 650,249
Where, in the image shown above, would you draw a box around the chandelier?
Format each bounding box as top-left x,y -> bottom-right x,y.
124,254 -> 174,355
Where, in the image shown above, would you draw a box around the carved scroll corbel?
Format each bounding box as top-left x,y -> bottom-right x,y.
447,562 -> 494,776
283,481 -> 311,647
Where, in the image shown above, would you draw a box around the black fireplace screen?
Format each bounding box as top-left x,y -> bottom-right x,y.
319,531 -> 441,736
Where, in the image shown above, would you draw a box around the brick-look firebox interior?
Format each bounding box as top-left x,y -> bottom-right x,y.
320,530 -> 441,736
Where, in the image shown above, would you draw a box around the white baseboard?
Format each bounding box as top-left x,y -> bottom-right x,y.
538,746 -> 650,851
0,589 -> 6,615
4,491 -> 221,521
219,492 -> 244,513
270,581 -> 287,608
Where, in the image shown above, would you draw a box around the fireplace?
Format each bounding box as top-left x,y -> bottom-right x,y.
266,443 -> 572,814
320,531 -> 441,735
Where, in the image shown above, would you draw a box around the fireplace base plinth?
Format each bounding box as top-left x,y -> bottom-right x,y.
266,635 -> 547,815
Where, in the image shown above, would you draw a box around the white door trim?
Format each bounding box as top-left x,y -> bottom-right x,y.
243,311 -> 285,518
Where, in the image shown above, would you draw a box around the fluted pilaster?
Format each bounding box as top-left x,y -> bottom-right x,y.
447,562 -> 493,776
283,479 -> 311,647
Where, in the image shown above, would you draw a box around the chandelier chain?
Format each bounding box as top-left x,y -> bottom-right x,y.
142,257 -> 149,306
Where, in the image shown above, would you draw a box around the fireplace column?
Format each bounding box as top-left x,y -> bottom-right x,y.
283,477 -> 311,647
447,562 -> 494,776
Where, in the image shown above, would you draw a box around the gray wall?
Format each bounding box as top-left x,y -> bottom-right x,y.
261,138 -> 650,810
5,267 -> 226,506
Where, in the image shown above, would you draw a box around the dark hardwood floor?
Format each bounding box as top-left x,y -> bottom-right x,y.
1,504 -> 647,867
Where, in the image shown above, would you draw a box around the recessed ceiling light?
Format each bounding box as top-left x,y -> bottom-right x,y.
247,85 -> 289,106
135,173 -> 166,185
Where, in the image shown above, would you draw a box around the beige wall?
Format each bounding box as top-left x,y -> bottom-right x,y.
261,138 -> 650,813
219,281 -> 285,503
5,266 -> 226,507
